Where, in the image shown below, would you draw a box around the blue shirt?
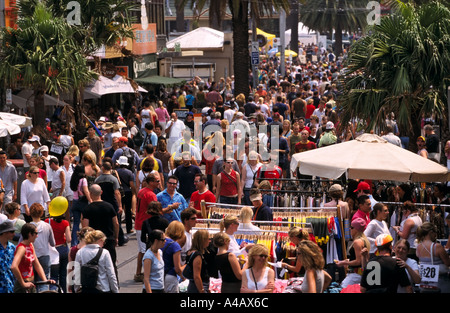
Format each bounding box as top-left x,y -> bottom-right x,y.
186,94 -> 195,107
162,238 -> 182,276
142,249 -> 165,290
0,241 -> 16,293
156,190 -> 188,223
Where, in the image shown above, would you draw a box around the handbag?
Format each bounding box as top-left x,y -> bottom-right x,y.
182,252 -> 196,280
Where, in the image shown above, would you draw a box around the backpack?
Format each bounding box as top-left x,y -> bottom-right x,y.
133,129 -> 144,148
80,248 -> 103,290
122,147 -> 135,172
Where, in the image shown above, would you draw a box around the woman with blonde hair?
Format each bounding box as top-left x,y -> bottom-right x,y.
75,230 -> 119,293
185,229 -> 210,293
81,153 -> 100,187
219,215 -> 253,258
155,101 -> 170,132
241,244 -> 275,293
163,221 -> 187,293
281,226 -> 310,274
213,232 -> 242,293
20,166 -> 51,222
297,240 -> 332,293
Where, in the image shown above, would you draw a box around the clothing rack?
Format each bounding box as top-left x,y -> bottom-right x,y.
205,204 -> 347,260
205,202 -> 337,211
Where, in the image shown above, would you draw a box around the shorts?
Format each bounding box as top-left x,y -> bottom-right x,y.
136,230 -> 147,254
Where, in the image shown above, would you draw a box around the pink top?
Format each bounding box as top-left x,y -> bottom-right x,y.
155,107 -> 170,122
73,178 -> 87,200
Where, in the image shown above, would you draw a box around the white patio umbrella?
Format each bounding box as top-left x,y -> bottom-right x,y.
290,133 -> 450,183
0,120 -> 21,137
0,112 -> 33,128
85,75 -> 147,96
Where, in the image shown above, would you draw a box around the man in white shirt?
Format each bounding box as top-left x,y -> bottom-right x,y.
382,125 -> 402,147
165,112 -> 186,154
21,134 -> 33,171
223,103 -> 235,123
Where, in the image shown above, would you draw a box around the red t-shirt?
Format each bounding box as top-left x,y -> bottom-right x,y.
135,187 -> 157,230
295,140 -> 316,153
305,104 -> 316,119
45,218 -> 69,246
15,242 -> 35,279
190,190 -> 216,218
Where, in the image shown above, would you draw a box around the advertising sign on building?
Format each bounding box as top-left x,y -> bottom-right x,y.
132,23 -> 157,56
133,54 -> 157,79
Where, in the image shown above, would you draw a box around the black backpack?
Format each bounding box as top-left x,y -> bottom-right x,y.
133,129 -> 144,148
80,248 -> 103,290
122,147 -> 136,172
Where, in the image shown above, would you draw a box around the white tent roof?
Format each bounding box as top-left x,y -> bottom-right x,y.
166,27 -> 224,50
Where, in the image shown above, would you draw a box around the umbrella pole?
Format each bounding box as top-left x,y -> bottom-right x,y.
337,204 -> 347,274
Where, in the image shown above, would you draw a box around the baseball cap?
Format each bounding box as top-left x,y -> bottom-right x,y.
236,112 -> 244,118
29,135 -> 41,145
40,145 -> 49,152
354,181 -> 371,193
326,121 -> 334,130
329,184 -> 342,193
375,234 -> 393,247
351,218 -> 367,233
119,136 -> 128,143
417,136 -> 425,142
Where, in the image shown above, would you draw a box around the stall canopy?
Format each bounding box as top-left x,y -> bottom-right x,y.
12,90 -> 70,109
0,120 -> 21,137
135,75 -> 186,87
85,75 -> 147,96
0,112 -> 32,128
166,27 -> 224,50
290,133 -> 450,183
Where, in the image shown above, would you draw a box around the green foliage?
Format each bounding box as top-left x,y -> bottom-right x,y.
338,0 -> 450,135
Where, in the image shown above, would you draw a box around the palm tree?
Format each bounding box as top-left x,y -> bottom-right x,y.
14,0 -> 136,133
299,0 -> 369,56
338,0 -> 450,150
0,3 -> 96,128
182,0 -> 290,98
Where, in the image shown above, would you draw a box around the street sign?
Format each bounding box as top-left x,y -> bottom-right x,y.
251,52 -> 259,65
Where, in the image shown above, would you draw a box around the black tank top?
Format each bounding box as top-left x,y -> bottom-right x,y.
215,253 -> 240,283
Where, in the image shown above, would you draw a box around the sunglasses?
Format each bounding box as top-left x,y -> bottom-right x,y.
167,182 -> 177,185
31,172 -> 39,174
258,254 -> 268,258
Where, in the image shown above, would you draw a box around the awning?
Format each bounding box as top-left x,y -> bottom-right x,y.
84,75 -> 147,96
135,76 -> 186,87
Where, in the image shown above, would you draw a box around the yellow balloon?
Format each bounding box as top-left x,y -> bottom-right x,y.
49,196 -> 68,217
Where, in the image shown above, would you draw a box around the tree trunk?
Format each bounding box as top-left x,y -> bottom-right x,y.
209,0 -> 224,31
334,22 -> 343,57
288,0 -> 299,54
230,0 -> 250,99
33,89 -> 45,128
176,2 -> 185,32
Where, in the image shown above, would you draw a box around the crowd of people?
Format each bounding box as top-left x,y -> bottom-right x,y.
0,44 -> 449,294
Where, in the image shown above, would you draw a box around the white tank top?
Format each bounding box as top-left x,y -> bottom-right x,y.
400,213 -> 422,248
244,163 -> 262,188
245,267 -> 269,291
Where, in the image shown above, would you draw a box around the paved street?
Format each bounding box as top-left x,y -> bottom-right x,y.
115,229 -> 143,293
